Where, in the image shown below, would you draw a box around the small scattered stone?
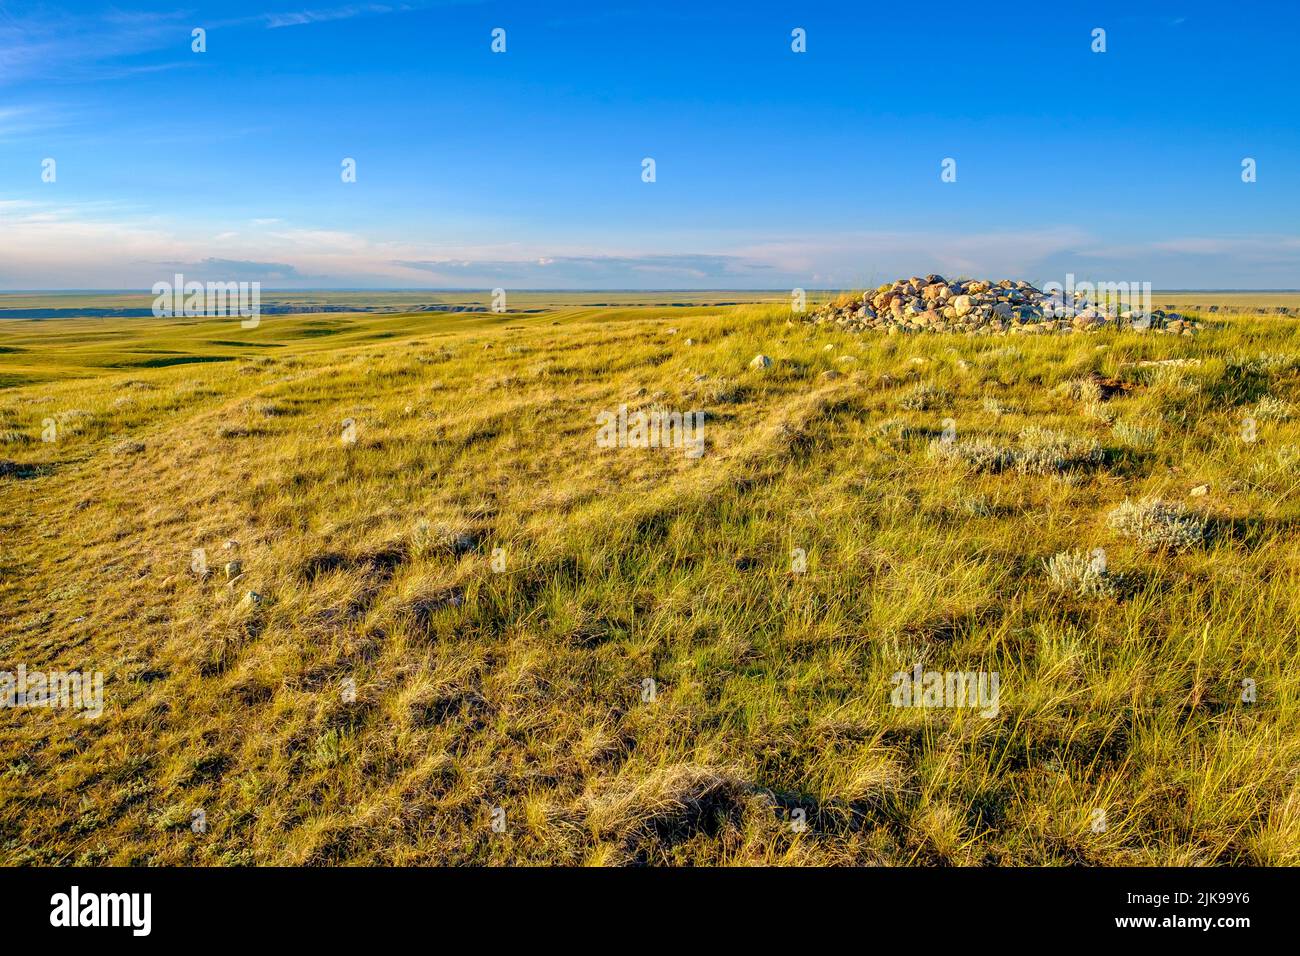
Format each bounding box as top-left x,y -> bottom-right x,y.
1190,484 -> 1210,497
750,354 -> 773,369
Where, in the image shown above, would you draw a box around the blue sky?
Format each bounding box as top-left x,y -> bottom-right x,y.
0,0 -> 1297,289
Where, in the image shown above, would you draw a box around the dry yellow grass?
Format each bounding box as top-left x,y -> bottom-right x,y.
1,303 -> 1298,865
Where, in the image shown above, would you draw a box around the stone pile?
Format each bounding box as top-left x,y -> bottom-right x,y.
805,275 -> 1200,336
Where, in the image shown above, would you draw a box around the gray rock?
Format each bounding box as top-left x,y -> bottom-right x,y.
798,277 -> 1199,339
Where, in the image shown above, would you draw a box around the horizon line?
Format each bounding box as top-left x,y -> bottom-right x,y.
4,288 -> 1300,295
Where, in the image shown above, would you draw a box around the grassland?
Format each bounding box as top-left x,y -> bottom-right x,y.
2,299 -> 1298,865
4,289 -> 1296,315
0,289 -> 803,319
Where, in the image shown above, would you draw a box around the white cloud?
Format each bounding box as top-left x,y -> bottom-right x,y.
0,8 -> 189,86
0,3 -> 448,86
2,201 -> 1297,290
264,4 -> 405,29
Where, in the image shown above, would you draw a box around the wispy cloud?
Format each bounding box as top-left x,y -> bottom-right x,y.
395,254 -> 771,284
3,199 -> 1298,290
255,1 -> 477,31
0,106 -> 44,139
1077,236 -> 1300,261
0,6 -> 190,85
263,4 -> 409,29
0,2 -> 440,85
151,257 -> 305,280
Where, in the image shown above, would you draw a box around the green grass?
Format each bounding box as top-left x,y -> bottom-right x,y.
1,302 -> 1298,865
0,289 -> 807,318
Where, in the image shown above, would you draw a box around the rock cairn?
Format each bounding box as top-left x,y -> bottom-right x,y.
805,275 -> 1200,336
